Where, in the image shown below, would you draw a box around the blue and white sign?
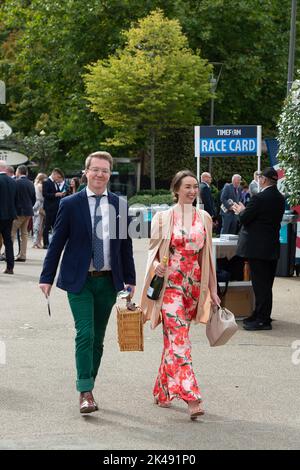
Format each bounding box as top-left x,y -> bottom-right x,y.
194,124 -> 262,209
195,125 -> 260,157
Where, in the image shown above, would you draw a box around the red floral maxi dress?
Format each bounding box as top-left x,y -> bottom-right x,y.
153,209 -> 206,405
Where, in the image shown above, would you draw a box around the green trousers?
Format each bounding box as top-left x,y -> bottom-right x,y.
67,275 -> 117,392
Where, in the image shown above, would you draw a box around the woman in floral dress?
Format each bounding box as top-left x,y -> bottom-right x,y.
141,170 -> 220,419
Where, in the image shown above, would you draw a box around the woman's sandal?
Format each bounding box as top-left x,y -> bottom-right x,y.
188,400 -> 205,419
154,397 -> 171,408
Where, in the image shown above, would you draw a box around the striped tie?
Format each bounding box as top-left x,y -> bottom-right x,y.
93,195 -> 104,271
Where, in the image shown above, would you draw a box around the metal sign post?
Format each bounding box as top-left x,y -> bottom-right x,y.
194,126 -> 201,208
257,125 -> 262,191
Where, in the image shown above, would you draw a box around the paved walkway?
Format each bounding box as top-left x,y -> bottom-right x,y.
0,240 -> 300,450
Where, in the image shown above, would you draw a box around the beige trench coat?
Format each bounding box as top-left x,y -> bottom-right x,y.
140,207 -> 217,329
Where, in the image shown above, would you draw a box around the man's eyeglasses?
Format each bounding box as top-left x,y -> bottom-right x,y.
88,167 -> 110,175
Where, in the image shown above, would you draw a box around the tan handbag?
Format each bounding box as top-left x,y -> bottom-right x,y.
206,306 -> 238,347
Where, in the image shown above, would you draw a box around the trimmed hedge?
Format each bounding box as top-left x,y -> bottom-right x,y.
128,194 -> 173,206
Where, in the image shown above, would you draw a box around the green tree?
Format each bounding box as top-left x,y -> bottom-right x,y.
177,0 -> 296,132
84,9 -> 212,190
0,0 -> 182,168
1,0 -> 298,182
277,76 -> 300,206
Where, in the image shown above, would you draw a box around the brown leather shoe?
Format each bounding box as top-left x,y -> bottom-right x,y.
93,398 -> 99,411
3,268 -> 14,274
79,392 -> 97,414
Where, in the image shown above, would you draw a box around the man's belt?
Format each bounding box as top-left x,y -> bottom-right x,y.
88,270 -> 112,278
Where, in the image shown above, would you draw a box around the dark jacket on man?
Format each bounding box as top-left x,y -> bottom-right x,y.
236,184 -> 285,327
200,182 -> 215,217
40,189 -> 136,293
236,185 -> 285,260
15,176 -> 36,216
221,183 -> 242,210
0,173 -> 17,220
43,178 -> 60,215
0,173 -> 17,271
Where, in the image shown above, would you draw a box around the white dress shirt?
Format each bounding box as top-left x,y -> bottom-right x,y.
86,187 -> 111,271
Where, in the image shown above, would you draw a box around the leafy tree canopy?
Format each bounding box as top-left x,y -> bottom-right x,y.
84,9 -> 212,143
84,9 -> 212,190
1,0 -> 299,181
277,75 -> 300,206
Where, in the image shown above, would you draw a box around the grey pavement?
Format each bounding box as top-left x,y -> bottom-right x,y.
0,239 -> 300,450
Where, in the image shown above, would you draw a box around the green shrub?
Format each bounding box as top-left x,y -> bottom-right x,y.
277,77 -> 300,206
128,194 -> 173,206
136,189 -> 171,195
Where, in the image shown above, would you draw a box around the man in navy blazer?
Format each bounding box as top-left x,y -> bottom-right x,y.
0,160 -> 17,274
42,168 -> 66,248
11,165 -> 36,262
220,174 -> 242,234
39,151 -> 136,414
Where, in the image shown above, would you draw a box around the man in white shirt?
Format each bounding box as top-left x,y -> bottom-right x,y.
39,151 -> 136,414
249,170 -> 259,197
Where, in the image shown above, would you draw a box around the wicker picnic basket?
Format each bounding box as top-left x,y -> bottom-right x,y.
116,303 -> 144,352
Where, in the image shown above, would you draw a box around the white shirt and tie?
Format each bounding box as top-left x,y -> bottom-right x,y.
86,187 -> 111,271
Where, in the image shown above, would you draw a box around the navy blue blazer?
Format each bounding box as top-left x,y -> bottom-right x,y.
15,176 -> 36,216
199,182 -> 215,217
0,173 -> 17,220
220,183 -> 242,212
42,178 -> 60,215
39,189 -> 136,293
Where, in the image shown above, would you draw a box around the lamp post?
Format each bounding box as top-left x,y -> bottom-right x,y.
208,63 -> 223,174
39,129 -> 46,171
287,0 -> 297,95
208,76 -> 217,174
210,77 -> 217,126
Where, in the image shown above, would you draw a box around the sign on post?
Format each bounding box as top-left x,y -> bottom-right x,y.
0,121 -> 13,140
194,125 -> 262,207
196,125 -> 259,156
195,125 -> 261,157
0,150 -> 28,165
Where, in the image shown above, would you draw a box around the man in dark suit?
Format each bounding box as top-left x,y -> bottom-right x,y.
233,167 -> 285,331
0,160 -> 17,274
11,165 -> 36,262
220,174 -> 242,234
39,151 -> 136,414
42,168 -> 66,248
200,172 -> 215,217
